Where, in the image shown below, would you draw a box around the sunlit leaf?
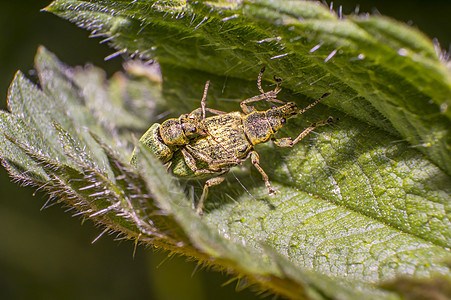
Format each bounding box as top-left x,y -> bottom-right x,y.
1,0 -> 450,298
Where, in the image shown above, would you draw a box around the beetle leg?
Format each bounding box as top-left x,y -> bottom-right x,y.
256,67 -> 283,95
200,80 -> 211,120
199,81 -> 227,118
186,81 -> 227,119
188,81 -> 226,119
192,106 -> 227,118
273,116 -> 335,147
248,151 -> 276,195
257,67 -> 266,94
291,116 -> 335,146
240,93 -> 285,114
204,107 -> 227,115
239,67 -> 284,114
197,172 -> 228,215
272,137 -> 294,147
188,108 -> 203,119
181,148 -> 218,175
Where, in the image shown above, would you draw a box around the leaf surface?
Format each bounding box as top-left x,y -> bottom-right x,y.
0,0 -> 450,298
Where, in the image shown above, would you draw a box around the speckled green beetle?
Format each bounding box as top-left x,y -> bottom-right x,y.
130,82 -> 213,166
164,68 -> 335,214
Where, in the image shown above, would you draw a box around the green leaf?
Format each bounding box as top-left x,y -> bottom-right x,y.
0,0 -> 449,298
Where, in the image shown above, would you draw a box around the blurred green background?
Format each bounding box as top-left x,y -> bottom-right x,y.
0,1 -> 449,299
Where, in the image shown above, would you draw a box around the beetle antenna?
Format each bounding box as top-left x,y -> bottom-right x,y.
201,81 -> 210,120
298,92 -> 330,115
257,67 -> 266,94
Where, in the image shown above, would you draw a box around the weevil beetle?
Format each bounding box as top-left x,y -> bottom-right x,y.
130,81 -> 215,166
167,68 -> 336,214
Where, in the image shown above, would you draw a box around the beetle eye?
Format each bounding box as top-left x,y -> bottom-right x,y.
182,123 -> 196,134
281,118 -> 286,124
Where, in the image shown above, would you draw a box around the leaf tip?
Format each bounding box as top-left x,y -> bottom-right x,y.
41,1 -> 56,13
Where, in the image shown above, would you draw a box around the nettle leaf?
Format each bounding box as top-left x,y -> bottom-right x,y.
0,0 -> 449,299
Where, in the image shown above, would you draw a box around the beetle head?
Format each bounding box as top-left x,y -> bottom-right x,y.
266,102 -> 299,132
180,114 -> 207,138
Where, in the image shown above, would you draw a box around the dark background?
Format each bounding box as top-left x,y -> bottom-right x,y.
0,1 -> 449,299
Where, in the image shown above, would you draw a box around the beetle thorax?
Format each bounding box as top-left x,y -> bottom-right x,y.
243,111 -> 275,145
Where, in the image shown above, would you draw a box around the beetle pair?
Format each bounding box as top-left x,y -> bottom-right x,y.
131,68 -> 335,214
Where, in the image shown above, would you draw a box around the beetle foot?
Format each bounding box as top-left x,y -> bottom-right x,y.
268,187 -> 276,195
196,207 -> 204,216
